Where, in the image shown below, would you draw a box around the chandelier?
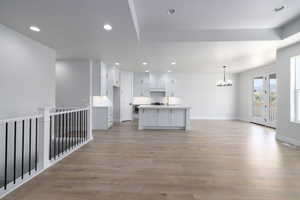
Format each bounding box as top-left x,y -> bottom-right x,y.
216,66 -> 233,87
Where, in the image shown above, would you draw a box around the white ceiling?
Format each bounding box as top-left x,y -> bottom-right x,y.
0,0 -> 300,73
135,0 -> 300,30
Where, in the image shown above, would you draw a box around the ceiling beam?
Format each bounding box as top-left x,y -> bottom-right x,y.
128,0 -> 140,41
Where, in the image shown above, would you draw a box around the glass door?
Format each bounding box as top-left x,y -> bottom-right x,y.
268,74 -> 277,127
252,76 -> 266,125
252,74 -> 277,127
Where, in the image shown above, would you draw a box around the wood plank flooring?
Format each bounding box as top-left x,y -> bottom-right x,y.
3,120 -> 300,200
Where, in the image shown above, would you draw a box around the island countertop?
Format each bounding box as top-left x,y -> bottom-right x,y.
138,105 -> 191,109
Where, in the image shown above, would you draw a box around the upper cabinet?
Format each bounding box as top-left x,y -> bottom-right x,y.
92,61 -> 108,97
134,72 -> 150,97
133,72 -> 177,97
100,62 -> 108,96
149,72 -> 166,89
112,66 -> 120,87
166,78 -> 176,97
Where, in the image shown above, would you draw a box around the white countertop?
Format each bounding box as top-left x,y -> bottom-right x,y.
138,105 -> 191,109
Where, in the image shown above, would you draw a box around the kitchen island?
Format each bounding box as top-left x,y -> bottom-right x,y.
138,105 -> 191,130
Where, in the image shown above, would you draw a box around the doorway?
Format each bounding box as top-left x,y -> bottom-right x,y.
113,86 -> 120,124
252,73 -> 277,128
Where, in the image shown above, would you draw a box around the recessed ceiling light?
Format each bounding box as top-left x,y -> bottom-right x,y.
171,62 -> 176,65
168,8 -> 176,15
103,24 -> 112,31
168,70 -> 172,73
145,70 -> 149,73
274,6 -> 285,12
30,26 -> 40,32
115,62 -> 120,66
142,62 -> 148,65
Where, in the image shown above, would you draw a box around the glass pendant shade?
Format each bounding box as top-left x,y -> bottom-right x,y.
216,66 -> 233,87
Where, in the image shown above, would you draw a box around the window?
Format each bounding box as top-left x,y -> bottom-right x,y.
291,55 -> 300,122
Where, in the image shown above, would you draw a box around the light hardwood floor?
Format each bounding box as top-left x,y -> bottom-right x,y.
3,120 -> 300,200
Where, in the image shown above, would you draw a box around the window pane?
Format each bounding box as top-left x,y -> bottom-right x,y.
296,90 -> 300,121
269,74 -> 277,122
296,57 -> 300,90
253,77 -> 264,117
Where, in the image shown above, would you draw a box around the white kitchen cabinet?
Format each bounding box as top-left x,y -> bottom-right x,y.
133,72 -> 150,97
93,106 -> 113,130
133,72 -> 178,97
158,109 -> 171,126
100,62 -> 108,96
112,66 -> 120,87
166,79 -> 176,97
138,105 -> 191,130
149,72 -> 166,89
142,108 -> 157,126
171,109 -> 186,126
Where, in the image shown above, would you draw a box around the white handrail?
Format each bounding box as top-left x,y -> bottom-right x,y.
50,107 -> 89,116
0,114 -> 43,124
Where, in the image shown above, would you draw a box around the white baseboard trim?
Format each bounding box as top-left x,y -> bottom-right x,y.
191,117 -> 239,120
276,134 -> 300,147
237,118 -> 250,122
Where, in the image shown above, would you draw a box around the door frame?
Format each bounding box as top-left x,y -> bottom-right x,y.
250,73 -> 277,128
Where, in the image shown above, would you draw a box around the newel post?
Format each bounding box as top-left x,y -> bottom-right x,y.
38,107 -> 51,170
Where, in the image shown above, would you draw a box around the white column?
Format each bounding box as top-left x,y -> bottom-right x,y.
185,108 -> 191,131
37,107 -> 51,169
88,104 -> 93,140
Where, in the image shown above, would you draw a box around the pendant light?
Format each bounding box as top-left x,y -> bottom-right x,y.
216,66 -> 233,87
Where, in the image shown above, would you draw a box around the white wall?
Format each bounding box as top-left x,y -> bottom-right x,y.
276,42 -> 300,145
0,24 -> 56,118
55,60 -> 90,107
237,64 -> 275,121
172,73 -> 238,119
0,24 -> 55,182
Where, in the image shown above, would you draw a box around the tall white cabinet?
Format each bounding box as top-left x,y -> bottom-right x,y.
92,61 -> 113,130
134,72 -> 150,97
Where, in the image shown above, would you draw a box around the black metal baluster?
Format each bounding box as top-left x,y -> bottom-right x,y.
84,110 -> 87,141
86,110 -> 88,140
77,112 -> 79,145
29,118 -> 32,175
80,111 -> 82,143
4,123 -> 8,189
49,116 -> 52,160
72,112 -> 75,148
35,118 -> 38,171
58,114 -> 61,155
22,120 -> 25,179
54,115 -> 57,159
83,110 -> 85,141
79,111 -> 81,144
66,112 -> 68,151
69,112 -> 71,149
70,112 -> 72,149
67,112 -> 69,150
13,121 -> 17,184
62,113 -> 65,153
82,111 -> 84,142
